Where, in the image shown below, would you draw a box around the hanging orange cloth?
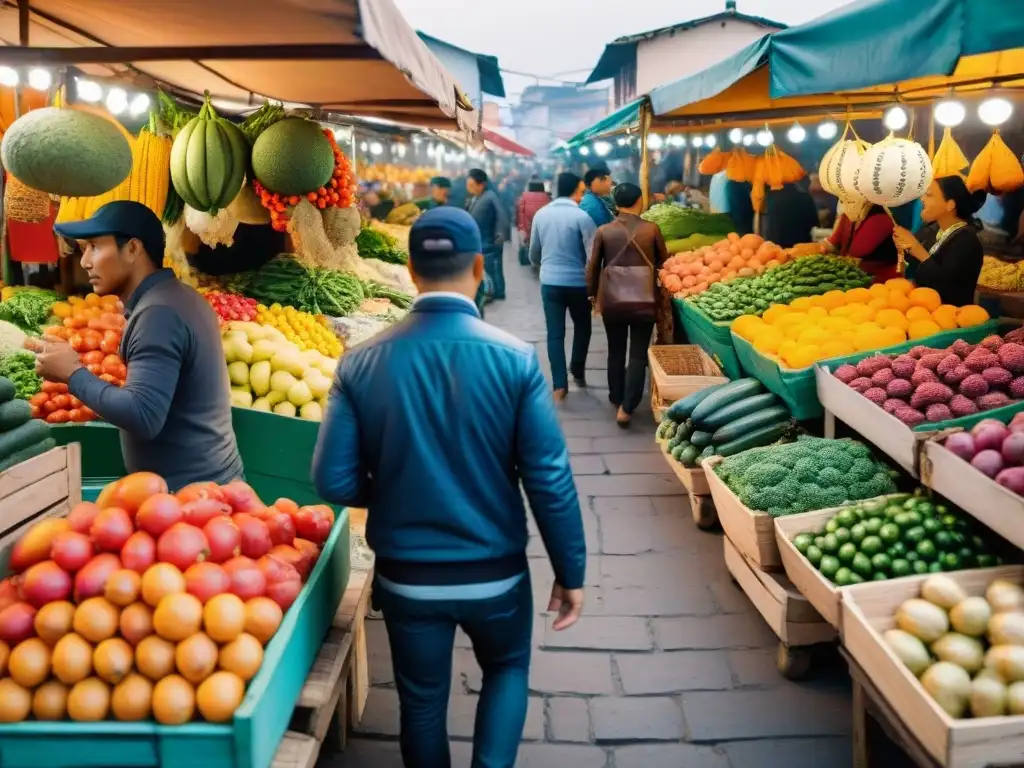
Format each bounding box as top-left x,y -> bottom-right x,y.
932,127 -> 969,178
698,147 -> 728,175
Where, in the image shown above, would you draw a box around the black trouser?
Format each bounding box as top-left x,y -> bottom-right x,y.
604,317 -> 655,413
540,285 -> 591,390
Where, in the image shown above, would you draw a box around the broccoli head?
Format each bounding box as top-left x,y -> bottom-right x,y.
849,458 -> 878,482
743,462 -> 789,488
793,457 -> 819,484
817,466 -> 847,489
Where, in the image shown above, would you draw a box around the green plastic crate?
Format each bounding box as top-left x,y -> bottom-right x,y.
0,509 -> 351,768
677,299 -> 743,379
732,320 -> 1001,420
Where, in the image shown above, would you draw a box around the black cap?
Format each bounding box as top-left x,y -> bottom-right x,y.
429,176 -> 452,188
55,201 -> 165,264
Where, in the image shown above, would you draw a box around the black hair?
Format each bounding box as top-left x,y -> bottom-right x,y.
527,180 -> 546,193
613,183 -> 643,209
114,233 -> 164,269
936,175 -> 986,220
556,172 -> 582,198
468,168 -> 488,185
584,168 -> 610,186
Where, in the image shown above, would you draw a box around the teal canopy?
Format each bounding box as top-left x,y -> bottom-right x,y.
564,98 -> 642,149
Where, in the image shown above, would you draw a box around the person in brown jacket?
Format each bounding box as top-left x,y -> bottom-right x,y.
587,183 -> 669,427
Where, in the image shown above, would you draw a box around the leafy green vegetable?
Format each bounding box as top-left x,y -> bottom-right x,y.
362,281 -> 413,309
356,227 -> 408,265
641,203 -> 734,241
233,256 -> 366,317
0,351 -> 42,400
0,289 -> 60,331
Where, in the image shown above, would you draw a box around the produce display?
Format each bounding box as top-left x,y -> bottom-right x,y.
202,291 -> 259,325
254,304 -> 343,358
941,415 -> 1024,493
641,203 -> 734,242
790,493 -> 1002,585
979,255 -> 1024,292
665,232 -> 727,255
657,378 -> 793,466
688,255 -> 871,323
0,473 -> 336,724
0,352 -> 42,401
0,289 -> 61,332
0,377 -> 53,471
355,227 -> 409,266
229,256 -> 366,318
222,320 -> 335,421
833,333 -> 1021,426
713,436 -> 897,517
884,575 -> 1024,717
659,233 -> 794,299
169,98 -> 248,215
733,279 -> 991,370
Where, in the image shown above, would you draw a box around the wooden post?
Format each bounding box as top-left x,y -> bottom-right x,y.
639,101 -> 652,210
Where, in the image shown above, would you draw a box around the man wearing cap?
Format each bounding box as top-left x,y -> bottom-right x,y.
313,206 -> 585,768
414,176 -> 452,211
30,201 -> 243,491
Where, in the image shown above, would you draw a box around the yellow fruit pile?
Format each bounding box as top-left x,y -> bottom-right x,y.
256,303 -> 343,358
978,255 -> 1024,292
733,278 -> 991,370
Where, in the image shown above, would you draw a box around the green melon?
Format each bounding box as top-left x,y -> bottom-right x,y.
170,99 -> 248,214
251,118 -> 334,196
1,107 -> 132,197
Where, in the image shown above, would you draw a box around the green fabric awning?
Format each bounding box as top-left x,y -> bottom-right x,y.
564,97 -> 643,149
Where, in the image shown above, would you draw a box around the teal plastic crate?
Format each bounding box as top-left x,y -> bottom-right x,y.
0,506 -> 350,768
732,320 -> 1001,420
677,299 -> 743,379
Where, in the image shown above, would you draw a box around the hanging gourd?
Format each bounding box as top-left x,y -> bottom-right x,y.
725,148 -> 753,182
932,127 -> 969,178
698,147 -> 728,175
169,95 -> 249,215
750,156 -> 766,212
820,127 -> 870,204
855,135 -> 933,208
775,148 -> 806,184
967,130 -> 1024,194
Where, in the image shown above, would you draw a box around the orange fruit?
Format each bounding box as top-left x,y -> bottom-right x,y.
141,563 -> 186,607
908,286 -> 942,312
885,277 -> 914,295
886,291 -> 911,313
905,306 -> 932,322
73,597 -> 120,643
93,637 -> 134,684
218,633 -> 263,682
52,633 -> 93,684
0,640 -> 8,676
32,680 -> 69,720
204,594 -> 245,643
34,601 -> 76,646
119,603 -> 154,646
67,677 -> 110,722
154,593 -> 203,642
9,637 -> 52,688
136,635 -> 176,681
104,569 -> 142,607
244,597 -> 283,645
957,305 -> 991,328
0,678 -> 31,722
196,671 -> 245,723
176,632 -> 218,684
908,319 -> 942,340
932,304 -> 959,330
152,675 -> 195,725
874,308 -> 909,331
111,672 -> 154,722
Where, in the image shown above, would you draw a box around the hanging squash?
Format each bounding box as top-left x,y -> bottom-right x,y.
967,130 -> 1024,194
751,156 -> 767,212
170,96 -> 248,215
725,148 -> 752,182
856,136 -> 933,208
932,127 -> 969,178
698,147 -> 728,175
775,148 -> 806,184
821,137 -> 870,203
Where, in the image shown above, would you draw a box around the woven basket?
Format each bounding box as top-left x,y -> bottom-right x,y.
648,344 -> 728,417
5,175 -> 52,223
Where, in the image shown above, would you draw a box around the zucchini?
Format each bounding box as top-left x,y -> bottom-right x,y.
701,392 -> 779,430
0,437 -> 55,472
670,444 -> 686,461
0,377 -> 14,404
0,400 -> 32,432
666,381 -> 729,422
668,433 -> 686,450
678,445 -> 700,467
712,406 -> 792,445
690,430 -> 713,448
0,419 -> 50,460
690,378 -> 763,425
676,420 -> 694,442
716,422 -> 791,457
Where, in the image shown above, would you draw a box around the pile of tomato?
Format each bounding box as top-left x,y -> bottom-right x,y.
30,383 -> 94,424
202,291 -> 259,326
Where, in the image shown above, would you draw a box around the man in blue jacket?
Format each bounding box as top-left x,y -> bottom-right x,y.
466,168 -> 510,301
579,167 -> 615,228
312,207 -> 586,768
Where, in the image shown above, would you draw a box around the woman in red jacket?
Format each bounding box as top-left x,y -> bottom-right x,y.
821,199 -> 898,282
517,179 -> 551,265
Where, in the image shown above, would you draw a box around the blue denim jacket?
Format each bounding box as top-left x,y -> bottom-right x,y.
579,190 -> 614,228
529,198 -> 597,288
312,294 -> 586,590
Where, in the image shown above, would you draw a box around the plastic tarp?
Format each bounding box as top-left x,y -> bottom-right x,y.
0,0 -> 477,130
564,98 -> 642,149
482,128 -> 535,157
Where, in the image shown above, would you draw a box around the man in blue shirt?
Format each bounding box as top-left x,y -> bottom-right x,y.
530,172 -> 597,401
313,207 -> 585,768
466,168 -> 510,301
579,167 -> 614,228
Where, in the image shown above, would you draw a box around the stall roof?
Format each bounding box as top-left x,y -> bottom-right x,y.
418,32 -> 504,98
481,128 -> 534,157
0,0 -> 477,131
564,98 -> 644,148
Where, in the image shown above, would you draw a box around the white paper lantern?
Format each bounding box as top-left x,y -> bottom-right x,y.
856,138 -> 933,208
822,139 -> 870,204
818,141 -> 842,195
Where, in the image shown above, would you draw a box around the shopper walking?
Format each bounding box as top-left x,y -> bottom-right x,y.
530,172 -> 597,401
516,178 -> 551,265
466,169 -> 510,301
579,167 -> 615,227
587,183 -> 668,427
313,207 -> 585,768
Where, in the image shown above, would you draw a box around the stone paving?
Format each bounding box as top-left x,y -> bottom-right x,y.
325,256 -> 855,768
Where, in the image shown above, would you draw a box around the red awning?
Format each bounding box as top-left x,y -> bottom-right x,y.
482,128 -> 534,157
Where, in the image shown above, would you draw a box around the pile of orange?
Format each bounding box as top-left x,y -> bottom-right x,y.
732,278 -> 991,370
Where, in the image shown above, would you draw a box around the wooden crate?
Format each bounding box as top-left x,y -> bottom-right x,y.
841,566 -> 1024,768
703,456 -> 781,570
648,345 -> 727,406
659,442 -> 710,496
0,443 -> 81,562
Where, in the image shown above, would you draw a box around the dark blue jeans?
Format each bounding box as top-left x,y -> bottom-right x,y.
375,575 -> 533,768
541,284 -> 592,391
484,245 -> 506,300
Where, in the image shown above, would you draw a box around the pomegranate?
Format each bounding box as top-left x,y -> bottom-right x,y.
9,518 -> 70,573
156,523 -> 209,571
73,553 -> 122,602
293,507 -> 331,547
176,482 -> 227,505
66,502 -> 100,534
203,517 -> 240,564
181,499 -> 230,529
112,472 -> 168,516
51,531 -> 94,572
264,511 -> 296,547
135,494 -> 183,538
268,545 -> 309,580
222,557 -> 266,600
234,514 -> 272,560
19,561 -> 72,607
0,602 -> 36,644
220,481 -> 263,515
90,507 -> 133,552
184,563 -> 231,603
120,532 -> 157,574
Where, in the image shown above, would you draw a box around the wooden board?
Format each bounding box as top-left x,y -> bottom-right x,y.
335,567 -> 373,728
704,456 -> 781,570
723,535 -> 835,646
841,566 -> 1024,768
659,443 -> 710,496
271,732 -> 320,768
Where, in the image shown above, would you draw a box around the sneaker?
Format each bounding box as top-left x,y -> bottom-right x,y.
571,373 -> 587,388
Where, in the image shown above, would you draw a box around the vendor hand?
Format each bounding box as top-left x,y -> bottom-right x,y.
892,226 -> 916,252
28,336 -> 82,384
548,583 -> 584,631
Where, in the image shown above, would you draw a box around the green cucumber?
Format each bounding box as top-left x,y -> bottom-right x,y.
696,445 -> 716,465
670,444 -> 686,461
690,430 -> 713,448
676,420 -> 694,442
0,400 -> 32,432
0,377 -> 14,404
701,392 -> 779,430
715,422 -> 791,457
690,378 -> 762,425
712,406 -> 792,445
664,422 -> 679,440
666,381 -> 729,422
678,445 -> 700,467
0,419 -> 49,459
0,437 -> 55,473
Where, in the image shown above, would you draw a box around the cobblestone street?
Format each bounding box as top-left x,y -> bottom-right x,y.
327,256 -> 855,768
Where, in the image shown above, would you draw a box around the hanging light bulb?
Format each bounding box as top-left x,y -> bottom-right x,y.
594,140 -> 612,157
691,136 -> 704,148
647,134 -> 664,150
756,129 -> 774,147
27,68 -> 50,91
360,141 -> 369,152
786,124 -> 806,143
0,67 -> 19,87
728,128 -> 743,144
668,135 -> 684,148
933,99 -> 965,128
979,97 -> 1013,127
883,106 -> 908,131
705,135 -> 717,148
578,146 -> 591,156
816,121 -> 838,140
76,79 -> 102,103
105,87 -> 128,115
369,142 -> 384,156
742,134 -> 755,147
129,93 -> 150,117
616,137 -> 627,147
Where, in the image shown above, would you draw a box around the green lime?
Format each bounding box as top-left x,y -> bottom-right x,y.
929,561 -> 945,573
904,526 -> 927,545
834,567 -> 853,587
941,513 -> 959,528
906,551 -> 920,563
834,528 -> 852,546
805,545 -> 823,566
915,502 -> 935,517
849,523 -> 867,544
916,540 -> 938,562
821,533 -> 839,554
852,552 -> 873,577
838,542 -> 858,565
903,498 -> 918,510
912,560 -> 930,575
943,552 -> 962,571
871,553 -> 892,574
814,536 -> 827,550
888,541 -> 907,558
825,518 -> 839,534
836,509 -> 857,528
894,512 -> 912,529
977,554 -> 997,568
934,531 -> 953,551
848,573 -> 865,584
863,518 -> 883,535
861,500 -> 885,515
958,547 -> 976,567
935,504 -> 948,516
884,505 -> 904,519
971,534 -> 987,551
872,572 -> 889,581
891,559 -> 912,577
879,524 -> 901,545
904,511 -> 923,528
860,535 -> 883,557
819,555 -> 840,580
922,517 -> 942,535
793,533 -> 814,554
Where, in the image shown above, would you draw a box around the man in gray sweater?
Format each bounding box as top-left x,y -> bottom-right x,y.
32,201 -> 243,491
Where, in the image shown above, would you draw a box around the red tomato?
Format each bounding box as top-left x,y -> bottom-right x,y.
181,498 -> 230,528
135,493 -> 183,537
156,523 -> 209,571
46,409 -> 70,424
222,556 -> 266,600
264,511 -> 296,547
68,333 -> 85,352
100,331 -> 120,355
204,517 -> 240,564
81,350 -> 104,366
90,507 -> 134,552
120,531 -> 156,574
184,562 -> 230,603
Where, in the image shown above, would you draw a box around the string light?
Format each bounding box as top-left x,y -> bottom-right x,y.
979,97 -> 1013,127
691,136 -> 704,148
369,142 -> 384,156
742,133 -> 755,147
594,140 -> 612,157
105,87 -> 128,115
786,124 -> 806,143
129,93 -> 150,117
705,135 -> 717,148
817,121 -> 838,140
76,79 -> 102,102
616,137 -> 627,146
0,67 -> 18,87
883,106 -> 908,131
647,134 -> 664,150
579,146 -> 590,156
933,99 -> 965,127
728,128 -> 743,144
27,68 -> 50,91
756,129 -> 774,147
